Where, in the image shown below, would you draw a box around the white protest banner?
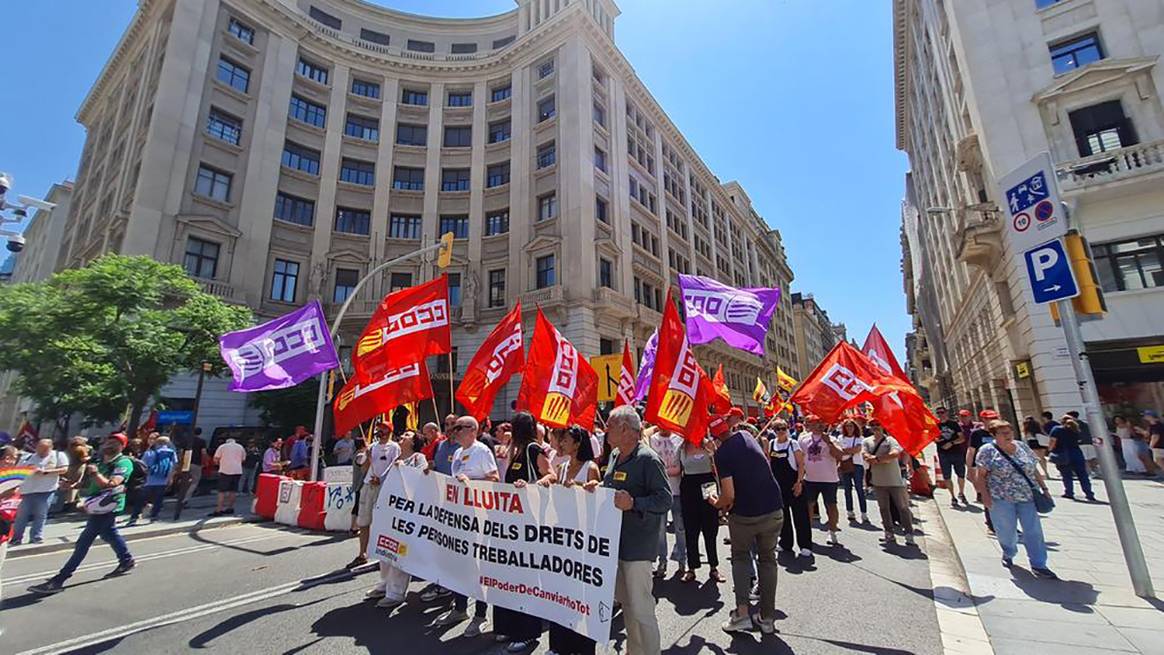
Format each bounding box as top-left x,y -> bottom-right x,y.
367,466 -> 621,642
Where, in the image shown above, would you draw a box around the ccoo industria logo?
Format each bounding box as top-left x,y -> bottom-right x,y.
376,534 -> 408,560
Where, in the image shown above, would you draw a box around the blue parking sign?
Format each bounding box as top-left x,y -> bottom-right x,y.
1023,240 -> 1079,305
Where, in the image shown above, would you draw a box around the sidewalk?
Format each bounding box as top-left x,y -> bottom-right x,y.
934,466 -> 1164,655
6,492 -> 252,559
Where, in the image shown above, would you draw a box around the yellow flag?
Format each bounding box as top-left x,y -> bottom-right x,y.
776,367 -> 798,393
752,377 -> 769,403
404,402 -> 419,432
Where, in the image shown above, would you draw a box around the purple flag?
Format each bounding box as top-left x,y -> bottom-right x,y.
219,300 -> 339,392
632,329 -> 658,402
678,274 -> 781,356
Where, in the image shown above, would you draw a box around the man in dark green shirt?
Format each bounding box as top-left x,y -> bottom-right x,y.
593,405 -> 670,655
29,433 -> 136,594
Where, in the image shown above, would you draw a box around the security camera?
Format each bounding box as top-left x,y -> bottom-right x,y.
0,172 -> 10,196
7,234 -> 25,253
18,196 -> 56,212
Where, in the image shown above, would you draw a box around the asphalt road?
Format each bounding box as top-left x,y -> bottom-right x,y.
0,500 -> 943,655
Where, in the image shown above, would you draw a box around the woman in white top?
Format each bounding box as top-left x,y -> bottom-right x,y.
648,428 -> 686,577
837,419 -> 869,524
368,431 -> 428,609
535,426 -> 599,655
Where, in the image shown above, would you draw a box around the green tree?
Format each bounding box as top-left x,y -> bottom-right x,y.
0,254 -> 252,434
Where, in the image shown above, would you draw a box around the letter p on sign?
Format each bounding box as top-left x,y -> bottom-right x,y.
1023,239 -> 1079,305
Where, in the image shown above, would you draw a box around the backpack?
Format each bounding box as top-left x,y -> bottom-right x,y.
125,456 -> 148,491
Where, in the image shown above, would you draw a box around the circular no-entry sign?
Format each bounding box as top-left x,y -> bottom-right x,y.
1013,212 -> 1031,232
1035,200 -> 1055,222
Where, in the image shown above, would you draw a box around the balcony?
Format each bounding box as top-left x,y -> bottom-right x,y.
593,287 -> 636,319
520,285 -> 565,309
955,209 -> 1004,271
199,280 -> 242,303
637,304 -> 662,327
1057,140 -> 1164,194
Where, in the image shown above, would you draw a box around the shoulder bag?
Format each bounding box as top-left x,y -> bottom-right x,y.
993,445 -> 1054,514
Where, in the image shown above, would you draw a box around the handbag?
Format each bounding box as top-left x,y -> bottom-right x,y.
994,445 -> 1054,514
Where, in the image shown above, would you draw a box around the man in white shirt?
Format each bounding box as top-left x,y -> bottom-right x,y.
211,438 -> 247,517
351,424 -> 400,569
798,416 -> 846,546
11,439 -> 69,545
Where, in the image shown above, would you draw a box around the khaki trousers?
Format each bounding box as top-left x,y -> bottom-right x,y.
614,559 -> 660,655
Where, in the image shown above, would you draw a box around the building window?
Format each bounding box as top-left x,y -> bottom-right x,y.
439,215 -> 469,239
334,268 -> 359,302
537,59 -> 555,79
447,273 -> 462,306
289,95 -> 326,127
396,123 -> 427,146
599,258 -> 613,289
488,119 -> 511,143
274,192 -> 315,226
350,78 -> 381,98
488,269 -> 506,307
401,88 -> 428,106
1069,101 -> 1137,156
206,109 -> 242,145
184,237 -> 219,279
359,28 -> 390,46
194,165 -> 232,202
593,101 -> 606,127
493,35 -> 515,49
389,272 -> 412,292
281,141 -> 320,175
491,84 -> 512,102
392,166 -> 424,190
448,90 -> 473,106
441,168 -> 471,192
1050,32 -> 1103,75
296,58 -> 329,85
344,113 -> 379,142
537,141 -> 556,168
536,255 -> 555,289
595,196 -> 609,224
444,125 -> 472,147
1036,0 -> 1063,9
594,147 -> 607,173
538,193 -> 557,221
216,57 -> 250,93
339,158 -> 375,186
308,6 -> 342,29
228,18 -> 254,45
451,42 -> 478,54
407,39 -> 435,53
599,338 -> 615,355
485,210 -> 509,236
487,162 -> 510,188
271,259 -> 299,302
389,214 -> 422,239
335,207 -> 371,235
1093,235 -> 1163,292
538,96 -> 556,122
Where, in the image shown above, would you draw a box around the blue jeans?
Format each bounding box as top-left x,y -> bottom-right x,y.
657,494 -> 686,566
12,491 -> 55,543
1059,448 -> 1093,499
990,498 -> 1047,569
54,513 -> 133,581
841,466 -> 867,515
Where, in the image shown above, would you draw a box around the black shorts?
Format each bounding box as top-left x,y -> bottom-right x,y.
804,480 -> 839,506
217,473 -> 241,493
938,451 -> 966,480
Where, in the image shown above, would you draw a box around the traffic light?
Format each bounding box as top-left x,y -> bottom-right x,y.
1050,231 -> 1106,322
437,231 -> 454,268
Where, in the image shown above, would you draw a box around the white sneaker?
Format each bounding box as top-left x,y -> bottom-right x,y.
757,616 -> 776,635
799,548 -> 813,558
721,610 -> 754,633
860,513 -> 870,523
365,587 -> 386,599
376,596 -> 403,609
431,609 -> 468,628
420,586 -> 452,602
464,615 -> 488,637
846,511 -> 856,521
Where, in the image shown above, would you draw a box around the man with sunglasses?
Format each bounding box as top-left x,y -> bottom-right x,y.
351,423 -> 400,569
864,419 -> 915,546
934,407 -> 968,507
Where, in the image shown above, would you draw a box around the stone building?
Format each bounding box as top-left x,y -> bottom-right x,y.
791,292 -> 835,379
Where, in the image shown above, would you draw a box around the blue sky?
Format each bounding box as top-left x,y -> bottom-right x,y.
0,0 -> 910,362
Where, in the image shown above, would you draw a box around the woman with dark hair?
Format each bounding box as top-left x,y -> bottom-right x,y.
532,424 -> 599,655
837,418 -> 869,523
1048,416 -> 1095,501
679,435 -> 723,583
1022,416 -> 1050,478
494,412 -> 546,652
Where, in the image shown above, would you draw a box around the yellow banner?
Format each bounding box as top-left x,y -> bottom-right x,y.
1137,345 -> 1164,364
590,354 -> 622,402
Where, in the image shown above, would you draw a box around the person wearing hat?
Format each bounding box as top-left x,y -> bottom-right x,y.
351,423 -> 400,570
29,433 -> 136,594
963,409 -> 1000,532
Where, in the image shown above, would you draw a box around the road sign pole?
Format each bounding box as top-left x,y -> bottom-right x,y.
1056,278 -> 1154,599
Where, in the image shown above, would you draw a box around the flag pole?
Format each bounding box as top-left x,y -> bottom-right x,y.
431,397 -> 441,425
447,352 -> 455,417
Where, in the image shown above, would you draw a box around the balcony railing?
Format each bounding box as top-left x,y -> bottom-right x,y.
199,280 -> 241,303
1057,140 -> 1164,192
520,285 -> 565,307
593,287 -> 636,318
955,210 -> 1004,271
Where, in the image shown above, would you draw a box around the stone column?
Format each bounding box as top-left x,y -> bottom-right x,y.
369,77 -> 402,301
420,82 -> 445,283
308,64 -> 351,301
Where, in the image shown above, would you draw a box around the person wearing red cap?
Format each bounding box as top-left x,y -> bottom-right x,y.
965,409 -> 1001,532
29,433 -> 136,594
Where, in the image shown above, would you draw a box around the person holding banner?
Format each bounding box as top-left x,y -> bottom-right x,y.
351,424 -> 399,570
587,405 -> 670,655
430,416 -> 498,636
367,431 -> 427,610
494,412 -> 547,652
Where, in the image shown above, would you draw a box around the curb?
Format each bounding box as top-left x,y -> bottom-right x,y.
7,516 -> 250,559
921,492 -> 995,654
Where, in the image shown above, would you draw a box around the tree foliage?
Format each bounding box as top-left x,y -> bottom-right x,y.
0,255 -> 252,432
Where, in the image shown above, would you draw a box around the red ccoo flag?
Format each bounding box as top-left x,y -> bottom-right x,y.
789,341 -> 884,424
645,291 -> 717,444
710,364 -> 732,414
615,342 -> 636,407
516,309 -> 598,430
862,324 -> 910,382
353,275 -> 451,384
455,303 -> 525,420
333,361 -> 434,436
862,325 -> 939,455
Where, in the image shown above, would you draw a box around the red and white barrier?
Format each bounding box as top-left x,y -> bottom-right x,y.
274,479 -> 303,526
